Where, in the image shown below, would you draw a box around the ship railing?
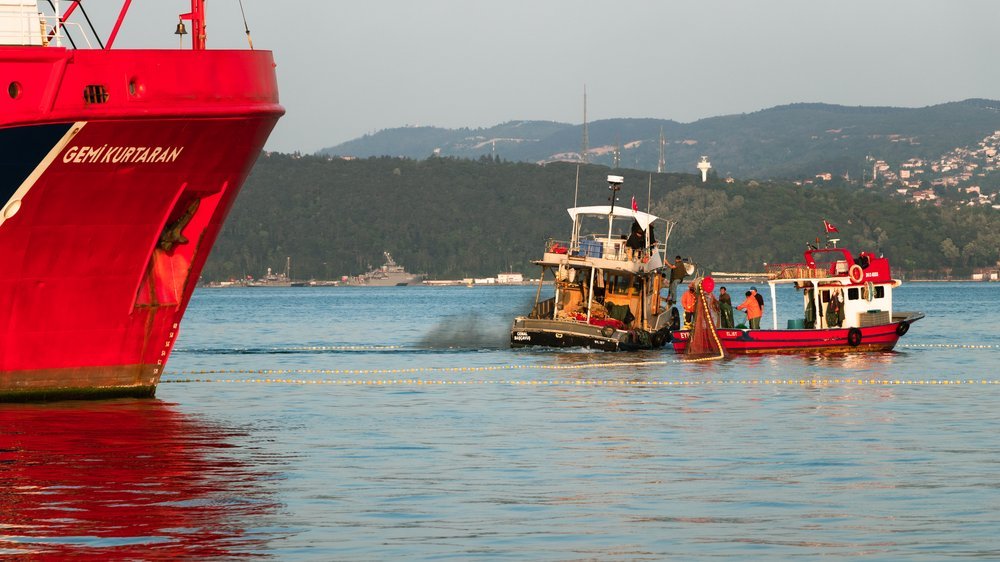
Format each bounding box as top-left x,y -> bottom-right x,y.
545,236 -> 633,262
40,13 -> 93,48
765,263 -> 827,280
0,5 -> 94,48
529,296 -> 555,319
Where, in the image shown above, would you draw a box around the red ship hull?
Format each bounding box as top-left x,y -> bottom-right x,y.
671,322 -> 910,355
0,46 -> 282,400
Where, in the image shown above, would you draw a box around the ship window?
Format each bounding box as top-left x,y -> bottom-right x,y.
8,82 -> 21,99
83,85 -> 109,104
604,274 -> 634,295
874,286 -> 885,299
847,288 -> 860,300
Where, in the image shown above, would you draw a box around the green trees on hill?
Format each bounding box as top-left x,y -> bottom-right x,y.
201,154 -> 1000,281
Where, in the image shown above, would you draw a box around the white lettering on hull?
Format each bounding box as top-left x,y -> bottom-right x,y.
62,145 -> 185,165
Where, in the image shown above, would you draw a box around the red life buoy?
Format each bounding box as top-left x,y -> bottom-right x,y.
848,264 -> 864,284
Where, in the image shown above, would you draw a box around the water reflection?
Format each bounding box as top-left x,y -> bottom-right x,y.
0,400 -> 280,558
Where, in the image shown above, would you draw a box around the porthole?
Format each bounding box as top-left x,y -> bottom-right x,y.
128,77 -> 143,97
8,81 -> 21,99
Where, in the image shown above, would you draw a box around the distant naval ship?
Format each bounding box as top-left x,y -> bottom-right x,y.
349,252 -> 425,286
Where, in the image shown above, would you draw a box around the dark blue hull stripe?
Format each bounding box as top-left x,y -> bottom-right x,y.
0,123 -> 74,203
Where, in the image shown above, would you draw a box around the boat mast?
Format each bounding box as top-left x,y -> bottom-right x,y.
606,175 -> 623,243
179,0 -> 207,50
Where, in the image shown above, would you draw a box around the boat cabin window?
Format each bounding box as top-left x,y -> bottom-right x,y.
847,286 -> 885,300
603,274 -> 635,296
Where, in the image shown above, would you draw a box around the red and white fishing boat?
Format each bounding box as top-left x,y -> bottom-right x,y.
0,1 -> 282,400
671,238 -> 924,355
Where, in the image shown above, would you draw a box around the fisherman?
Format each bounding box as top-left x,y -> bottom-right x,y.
681,282 -> 697,327
737,290 -> 763,330
625,220 -> 645,261
718,286 -> 734,329
665,255 -> 686,303
857,251 -> 870,269
750,286 -> 764,320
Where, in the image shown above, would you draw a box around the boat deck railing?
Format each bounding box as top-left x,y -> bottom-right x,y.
0,4 -> 91,48
529,296 -> 556,319
546,235 -> 651,263
766,263 -> 829,280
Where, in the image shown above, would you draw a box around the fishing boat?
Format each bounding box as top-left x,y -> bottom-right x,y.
347,252 -> 424,286
671,236 -> 924,355
510,175 -> 677,351
0,1 -> 283,400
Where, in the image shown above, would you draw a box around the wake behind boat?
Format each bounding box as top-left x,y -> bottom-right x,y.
672,232 -> 924,355
511,175 -> 677,351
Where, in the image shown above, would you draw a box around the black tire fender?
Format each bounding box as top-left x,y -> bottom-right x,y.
600,325 -> 616,338
847,327 -> 862,347
895,322 -> 909,337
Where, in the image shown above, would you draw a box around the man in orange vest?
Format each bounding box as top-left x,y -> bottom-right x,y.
737,290 -> 763,329
681,283 -> 696,327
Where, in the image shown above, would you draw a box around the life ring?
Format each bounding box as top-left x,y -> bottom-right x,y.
600,326 -> 616,338
864,281 -> 875,302
895,322 -> 909,336
847,327 -> 862,347
848,264 -> 864,284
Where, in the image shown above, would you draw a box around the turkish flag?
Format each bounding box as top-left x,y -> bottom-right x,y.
823,219 -> 839,233
631,195 -> 638,212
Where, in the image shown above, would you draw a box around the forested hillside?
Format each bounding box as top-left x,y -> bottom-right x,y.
202,154 -> 1000,281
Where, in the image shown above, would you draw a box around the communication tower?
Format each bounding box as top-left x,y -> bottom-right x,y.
697,156 -> 712,182
581,85 -> 589,164
657,126 -> 666,173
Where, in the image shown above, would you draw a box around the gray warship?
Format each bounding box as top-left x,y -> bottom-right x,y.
349,252 -> 425,286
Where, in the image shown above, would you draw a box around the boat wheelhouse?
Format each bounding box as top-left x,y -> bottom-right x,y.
511,175 -> 677,351
672,243 -> 924,354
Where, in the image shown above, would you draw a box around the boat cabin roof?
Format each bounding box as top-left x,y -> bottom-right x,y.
567,206 -> 658,231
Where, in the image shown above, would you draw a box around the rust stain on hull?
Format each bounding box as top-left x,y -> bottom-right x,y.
0,364 -> 160,402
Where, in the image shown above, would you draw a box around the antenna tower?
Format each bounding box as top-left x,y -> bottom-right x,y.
581,85 -> 589,164
658,126 -> 666,173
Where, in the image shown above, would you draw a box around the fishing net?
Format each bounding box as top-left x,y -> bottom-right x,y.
684,277 -> 728,361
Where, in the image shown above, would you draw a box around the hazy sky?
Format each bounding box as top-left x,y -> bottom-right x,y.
107,1 -> 1000,154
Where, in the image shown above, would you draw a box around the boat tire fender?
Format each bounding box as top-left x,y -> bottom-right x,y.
895,322 -> 909,337
848,264 -> 864,284
847,327 -> 862,347
651,331 -> 668,347
600,326 -> 616,338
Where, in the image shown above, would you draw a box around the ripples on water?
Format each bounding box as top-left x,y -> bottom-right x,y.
2,283 -> 998,559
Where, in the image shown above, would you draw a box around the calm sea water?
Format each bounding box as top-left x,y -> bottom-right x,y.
2,282 -> 999,559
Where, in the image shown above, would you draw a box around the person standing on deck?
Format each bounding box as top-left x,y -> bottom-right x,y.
750,286 -> 764,317
718,286 -> 734,328
737,290 -> 763,330
665,255 -> 686,304
681,282 -> 697,327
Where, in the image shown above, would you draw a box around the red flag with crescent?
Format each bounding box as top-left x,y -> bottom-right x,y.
823,219 -> 839,233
